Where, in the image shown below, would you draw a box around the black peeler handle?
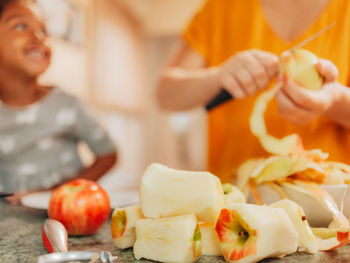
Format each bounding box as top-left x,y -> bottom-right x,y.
205,89 -> 233,111
0,192 -> 14,198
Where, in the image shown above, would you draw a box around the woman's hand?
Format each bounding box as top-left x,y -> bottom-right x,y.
218,49 -> 279,99
5,189 -> 50,205
275,58 -> 340,125
6,192 -> 29,205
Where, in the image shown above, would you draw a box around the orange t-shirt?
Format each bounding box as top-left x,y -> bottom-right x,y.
183,0 -> 350,182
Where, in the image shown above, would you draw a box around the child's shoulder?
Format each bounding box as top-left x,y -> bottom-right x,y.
50,87 -> 81,105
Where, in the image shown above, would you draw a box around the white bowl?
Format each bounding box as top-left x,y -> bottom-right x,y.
247,184 -> 349,227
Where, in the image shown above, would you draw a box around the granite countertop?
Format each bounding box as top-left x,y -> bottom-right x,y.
1,199 -> 350,263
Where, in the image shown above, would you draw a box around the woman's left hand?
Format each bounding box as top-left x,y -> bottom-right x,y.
6,192 -> 28,205
275,59 -> 340,125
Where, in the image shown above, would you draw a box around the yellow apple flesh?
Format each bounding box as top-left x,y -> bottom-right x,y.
280,49 -> 323,91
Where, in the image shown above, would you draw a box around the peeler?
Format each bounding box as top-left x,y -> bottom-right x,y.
38,219 -> 118,263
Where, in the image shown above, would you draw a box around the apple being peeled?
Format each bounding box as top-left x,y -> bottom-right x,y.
48,179 -> 110,236
280,49 -> 323,91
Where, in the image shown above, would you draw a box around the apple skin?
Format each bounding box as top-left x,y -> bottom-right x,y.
48,179 -> 111,236
280,49 -> 323,91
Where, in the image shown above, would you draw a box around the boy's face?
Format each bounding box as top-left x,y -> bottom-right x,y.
0,1 -> 51,78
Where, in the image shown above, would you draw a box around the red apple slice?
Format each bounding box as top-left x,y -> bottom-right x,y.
215,204 -> 299,263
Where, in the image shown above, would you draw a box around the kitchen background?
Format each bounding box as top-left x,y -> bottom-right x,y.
37,0 -> 207,191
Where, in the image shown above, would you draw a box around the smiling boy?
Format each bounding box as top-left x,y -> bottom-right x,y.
0,0 -> 117,196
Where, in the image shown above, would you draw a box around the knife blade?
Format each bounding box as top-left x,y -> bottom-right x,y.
205,22 -> 336,111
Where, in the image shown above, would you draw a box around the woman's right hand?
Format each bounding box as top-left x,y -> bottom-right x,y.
217,49 -> 279,99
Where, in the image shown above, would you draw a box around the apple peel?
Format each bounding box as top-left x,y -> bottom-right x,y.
281,181 -> 349,231
249,84 -> 303,156
270,199 -> 319,254
318,231 -> 350,251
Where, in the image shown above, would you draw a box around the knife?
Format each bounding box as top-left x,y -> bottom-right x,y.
205,22 -> 336,111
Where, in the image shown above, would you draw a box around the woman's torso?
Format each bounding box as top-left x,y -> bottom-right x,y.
184,0 -> 350,182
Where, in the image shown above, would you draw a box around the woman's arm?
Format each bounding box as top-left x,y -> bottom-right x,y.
325,84 -> 350,129
157,42 -> 220,111
157,41 -> 279,111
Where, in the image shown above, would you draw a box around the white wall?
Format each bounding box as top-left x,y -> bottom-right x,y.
39,0 -> 208,192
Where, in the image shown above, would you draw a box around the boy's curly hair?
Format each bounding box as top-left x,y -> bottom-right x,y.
0,0 -> 35,17
0,0 -> 12,17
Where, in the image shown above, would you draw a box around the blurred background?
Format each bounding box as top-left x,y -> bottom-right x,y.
37,0 -> 207,191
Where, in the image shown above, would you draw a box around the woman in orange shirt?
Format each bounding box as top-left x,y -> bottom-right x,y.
157,0 -> 350,183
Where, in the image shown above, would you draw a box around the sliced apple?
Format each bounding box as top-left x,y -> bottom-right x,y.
133,214 -> 201,263
280,49 -> 323,91
111,205 -> 144,249
199,222 -> 222,256
270,199 -> 319,253
222,183 -> 246,206
253,156 -> 293,185
140,163 -> 224,222
215,204 -> 298,263
236,158 -> 263,191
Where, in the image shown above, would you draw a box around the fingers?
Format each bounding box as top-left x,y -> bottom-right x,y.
5,194 -> 22,205
221,74 -> 245,99
234,67 -> 257,96
281,78 -> 331,113
275,88 -> 318,125
220,50 -> 279,99
251,50 -> 279,79
316,59 -> 338,83
241,55 -> 269,91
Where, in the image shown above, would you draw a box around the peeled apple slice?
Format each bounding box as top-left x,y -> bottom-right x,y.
215,203 -> 298,263
199,222 -> 222,256
111,205 -> 144,249
280,49 -> 323,91
140,163 -> 224,222
270,199 -> 319,253
133,214 -> 201,263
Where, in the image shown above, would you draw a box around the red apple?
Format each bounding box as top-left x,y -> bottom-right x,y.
48,179 -> 110,236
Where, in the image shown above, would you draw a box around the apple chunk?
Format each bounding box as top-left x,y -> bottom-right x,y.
270,199 -> 319,253
140,163 -> 224,222
222,183 -> 246,206
199,222 -> 222,256
111,205 -> 144,249
133,214 -> 201,263
215,204 -> 298,263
